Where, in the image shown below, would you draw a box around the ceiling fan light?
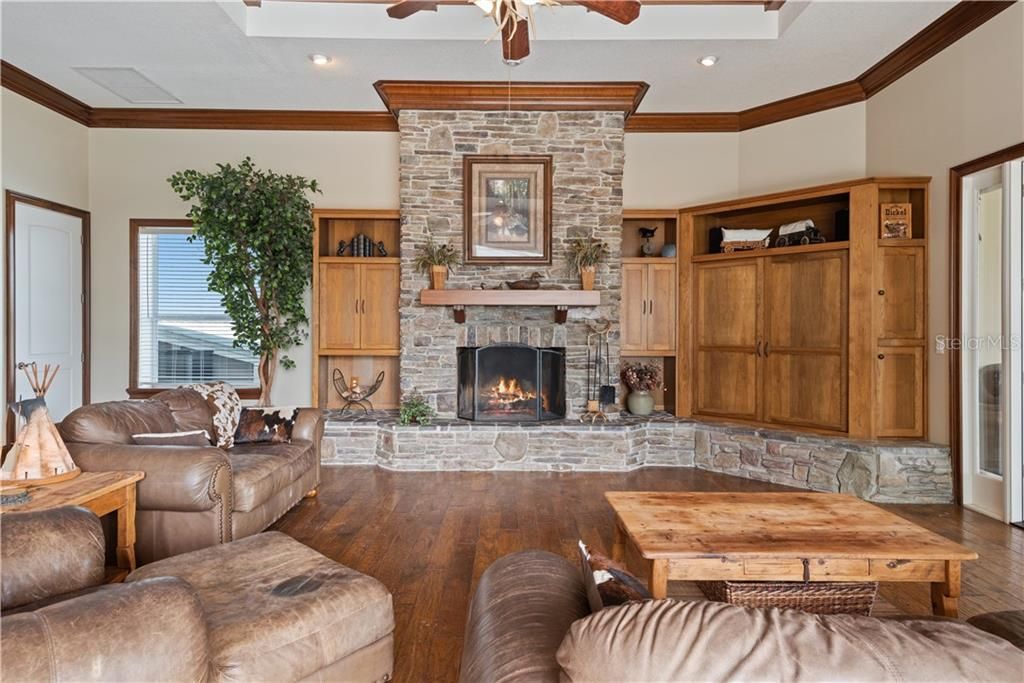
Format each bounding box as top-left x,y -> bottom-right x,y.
698,55 -> 719,67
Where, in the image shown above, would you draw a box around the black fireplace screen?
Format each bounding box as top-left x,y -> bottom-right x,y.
458,344 -> 566,421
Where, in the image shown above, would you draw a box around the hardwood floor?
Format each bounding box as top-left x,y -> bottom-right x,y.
271,466 -> 1024,682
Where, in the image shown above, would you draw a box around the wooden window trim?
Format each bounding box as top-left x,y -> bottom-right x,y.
128,218 -> 259,400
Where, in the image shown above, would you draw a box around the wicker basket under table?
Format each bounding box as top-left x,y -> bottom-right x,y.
697,580 -> 878,616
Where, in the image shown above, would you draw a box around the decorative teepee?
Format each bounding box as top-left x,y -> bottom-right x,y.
1,363 -> 79,490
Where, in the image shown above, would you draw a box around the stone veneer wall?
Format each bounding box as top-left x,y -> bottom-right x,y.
321,414 -> 953,504
398,110 -> 625,418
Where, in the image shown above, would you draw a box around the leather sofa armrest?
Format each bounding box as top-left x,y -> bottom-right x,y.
67,442 -> 232,513
289,407 -> 325,445
459,550 -> 591,683
1,507 -> 105,611
1,577 -> 213,683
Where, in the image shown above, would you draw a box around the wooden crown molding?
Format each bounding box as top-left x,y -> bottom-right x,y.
88,108 -> 398,131
2,2 -> 1014,132
373,80 -> 650,116
1,60 -> 91,126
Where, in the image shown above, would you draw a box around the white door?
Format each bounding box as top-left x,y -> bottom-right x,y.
12,201 -> 86,425
961,160 -> 1024,522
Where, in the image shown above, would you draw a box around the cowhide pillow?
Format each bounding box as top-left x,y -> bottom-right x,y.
132,430 -> 212,446
233,407 -> 299,445
186,382 -> 242,448
578,540 -> 652,612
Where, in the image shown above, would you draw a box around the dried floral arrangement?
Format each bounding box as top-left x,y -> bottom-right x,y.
621,362 -> 662,392
413,238 -> 460,274
566,235 -> 609,276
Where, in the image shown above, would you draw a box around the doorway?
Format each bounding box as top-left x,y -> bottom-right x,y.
952,144 -> 1024,524
4,191 -> 91,443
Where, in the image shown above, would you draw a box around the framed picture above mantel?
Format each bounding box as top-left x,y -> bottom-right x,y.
463,155 -> 552,265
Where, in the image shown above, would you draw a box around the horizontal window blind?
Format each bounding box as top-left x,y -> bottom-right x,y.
136,226 -> 257,389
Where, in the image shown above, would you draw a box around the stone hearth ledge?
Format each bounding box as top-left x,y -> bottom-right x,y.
320,411 -> 951,504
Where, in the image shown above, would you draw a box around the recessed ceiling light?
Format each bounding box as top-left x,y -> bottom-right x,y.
698,55 -> 719,67
309,54 -> 332,66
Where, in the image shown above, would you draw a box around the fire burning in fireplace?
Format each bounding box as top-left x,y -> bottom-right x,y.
486,376 -> 536,411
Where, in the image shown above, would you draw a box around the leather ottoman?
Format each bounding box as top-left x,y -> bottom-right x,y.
129,531 -> 394,682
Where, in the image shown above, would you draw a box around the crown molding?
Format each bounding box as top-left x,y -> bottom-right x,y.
88,108 -> 399,131
1,1 -> 1014,133
373,80 -> 650,117
0,60 -> 91,126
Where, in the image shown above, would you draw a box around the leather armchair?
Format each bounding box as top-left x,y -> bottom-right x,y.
59,390 -> 324,564
1,507 -> 214,682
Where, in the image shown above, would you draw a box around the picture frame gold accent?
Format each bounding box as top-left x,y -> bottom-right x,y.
463,155 -> 552,265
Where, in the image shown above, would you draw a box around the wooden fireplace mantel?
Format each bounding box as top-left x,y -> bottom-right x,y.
419,289 -> 601,323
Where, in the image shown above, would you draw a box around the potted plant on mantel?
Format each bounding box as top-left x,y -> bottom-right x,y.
414,238 -> 460,289
622,362 -> 662,416
168,157 -> 320,405
567,235 -> 609,291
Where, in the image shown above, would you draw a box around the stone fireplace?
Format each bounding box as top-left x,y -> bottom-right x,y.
458,343 -> 566,422
398,110 -> 625,418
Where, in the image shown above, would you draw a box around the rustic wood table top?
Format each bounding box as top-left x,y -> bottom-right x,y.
605,491 -> 978,561
1,470 -> 145,513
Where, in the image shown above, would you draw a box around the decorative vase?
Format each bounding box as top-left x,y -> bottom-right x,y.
430,265 -> 448,290
626,389 -> 655,416
580,266 -> 596,291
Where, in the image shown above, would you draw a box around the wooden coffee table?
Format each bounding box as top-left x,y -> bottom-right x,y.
606,491 -> 978,617
1,470 -> 145,580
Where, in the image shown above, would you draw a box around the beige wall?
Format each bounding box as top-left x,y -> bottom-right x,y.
1,89 -> 90,423
739,103 -> 867,195
624,132 -> 739,208
87,128 -> 400,406
867,2 -> 1024,444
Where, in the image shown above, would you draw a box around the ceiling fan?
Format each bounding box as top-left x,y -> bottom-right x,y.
385,0 -> 642,64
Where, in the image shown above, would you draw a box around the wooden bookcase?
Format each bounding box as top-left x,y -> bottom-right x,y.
312,209 -> 401,410
676,178 -> 929,439
621,209 -> 678,412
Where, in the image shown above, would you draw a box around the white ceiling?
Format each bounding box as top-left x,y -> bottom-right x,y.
0,1 -> 956,112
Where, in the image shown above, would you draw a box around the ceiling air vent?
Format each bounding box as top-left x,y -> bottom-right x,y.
72,67 -> 182,104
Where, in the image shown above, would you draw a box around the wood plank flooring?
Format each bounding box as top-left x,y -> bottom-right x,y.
271,467 -> 1024,683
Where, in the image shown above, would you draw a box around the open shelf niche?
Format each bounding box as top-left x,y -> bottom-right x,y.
312,209 -> 402,410
622,209 -> 678,260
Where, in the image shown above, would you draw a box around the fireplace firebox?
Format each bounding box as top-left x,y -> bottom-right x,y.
458,344 -> 566,422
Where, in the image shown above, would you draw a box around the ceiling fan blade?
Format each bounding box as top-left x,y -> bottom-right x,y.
576,0 -> 641,25
502,18 -> 530,63
386,1 -> 438,20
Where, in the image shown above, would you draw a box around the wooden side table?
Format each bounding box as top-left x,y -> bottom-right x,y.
1,471 -> 145,580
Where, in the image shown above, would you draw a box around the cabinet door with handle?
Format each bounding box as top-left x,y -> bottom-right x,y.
645,263 -> 677,352
359,263 -> 400,350
876,346 -> 924,437
762,251 -> 848,432
694,260 -> 761,420
621,263 -> 647,352
318,263 -> 360,349
877,246 -> 925,340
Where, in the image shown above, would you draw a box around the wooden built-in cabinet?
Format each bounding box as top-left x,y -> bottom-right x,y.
312,209 -> 401,409
621,210 -> 678,412
678,178 -> 929,439
621,261 -> 676,354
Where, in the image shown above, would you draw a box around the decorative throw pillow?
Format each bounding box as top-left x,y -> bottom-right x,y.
233,407 -> 299,445
132,430 -> 212,446
186,382 -> 242,448
578,540 -> 652,612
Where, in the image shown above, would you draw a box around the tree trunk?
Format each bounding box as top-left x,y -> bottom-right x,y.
258,349 -> 278,407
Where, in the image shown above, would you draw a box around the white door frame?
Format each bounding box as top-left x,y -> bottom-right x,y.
4,190 -> 91,444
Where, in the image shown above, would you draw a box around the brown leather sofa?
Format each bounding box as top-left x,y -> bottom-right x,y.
58,388 -> 324,564
460,551 -> 1024,683
1,507 -> 395,682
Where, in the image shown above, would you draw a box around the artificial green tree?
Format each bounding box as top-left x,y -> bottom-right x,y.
169,157 -> 320,405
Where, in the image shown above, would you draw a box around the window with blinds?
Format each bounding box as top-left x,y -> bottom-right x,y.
133,224 -> 258,390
